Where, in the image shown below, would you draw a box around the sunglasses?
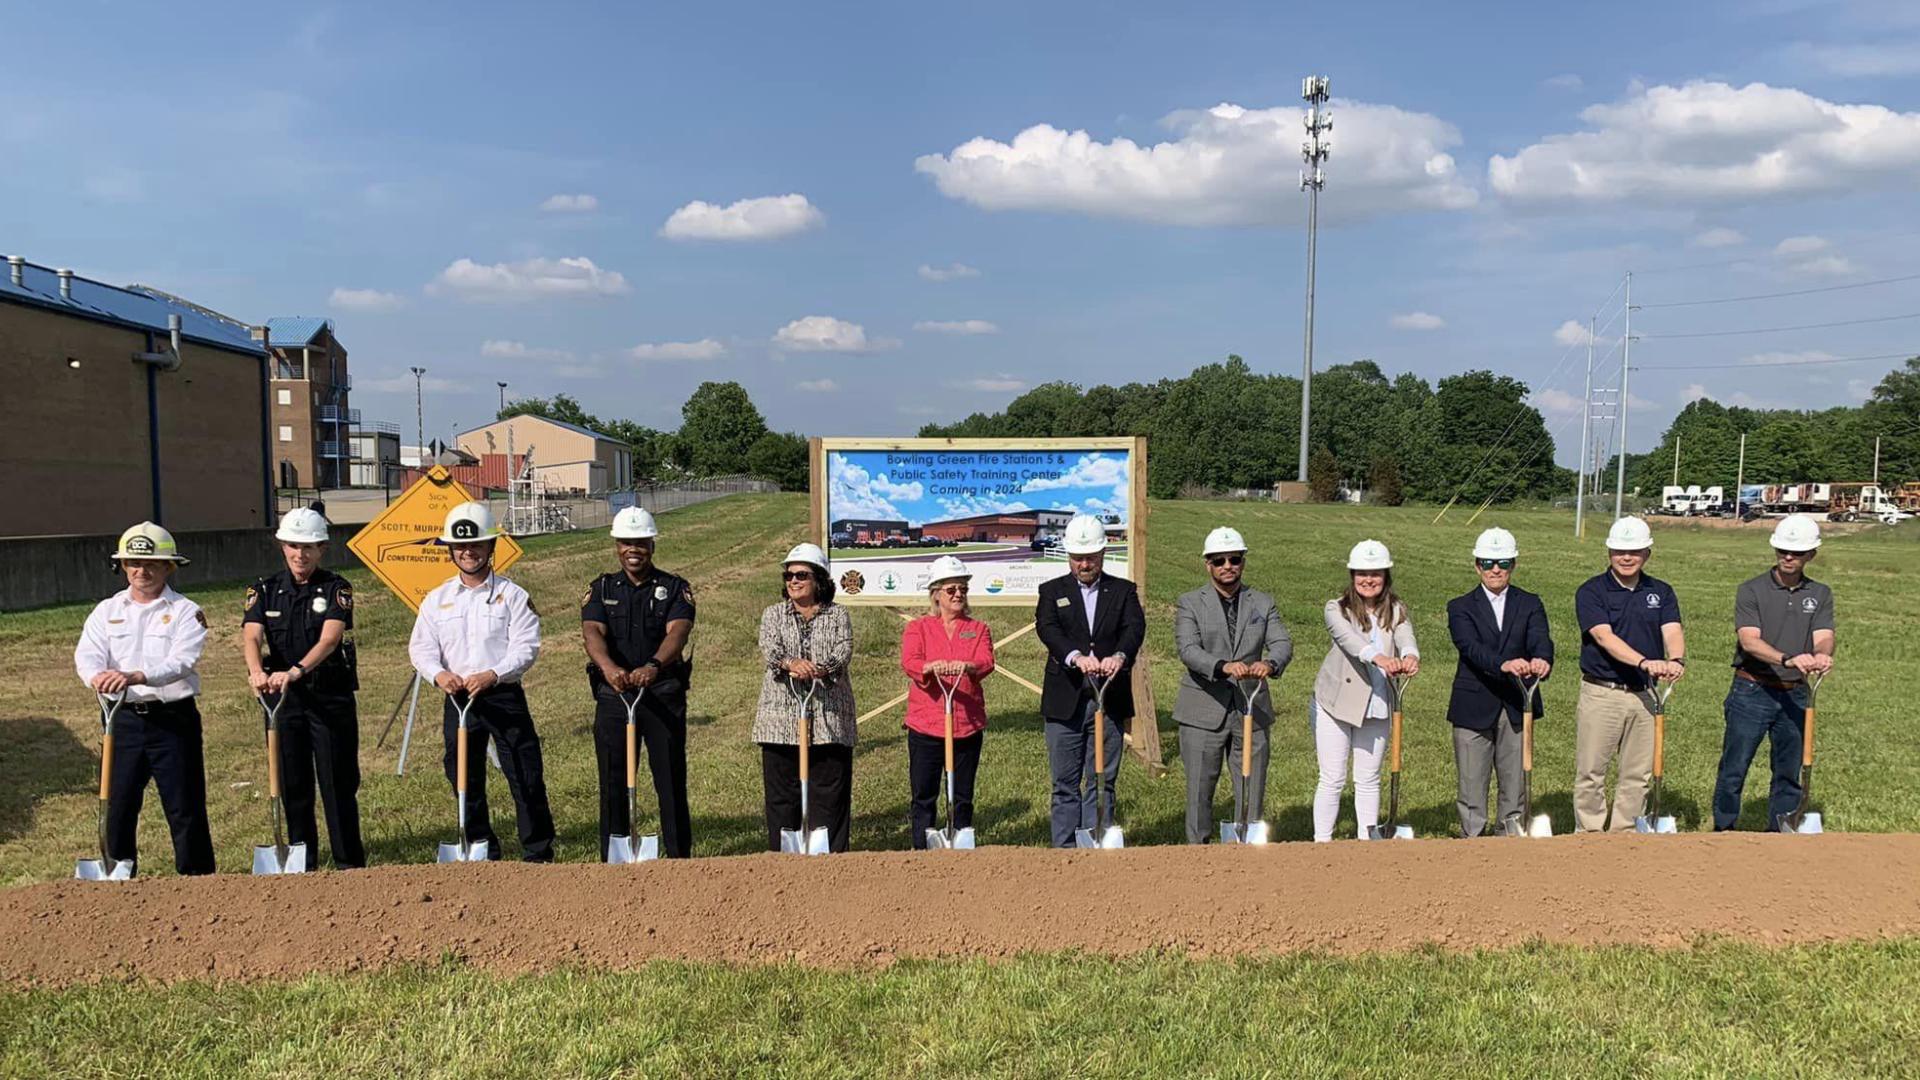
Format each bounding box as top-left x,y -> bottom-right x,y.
939,584 -> 970,596
1476,558 -> 1516,571
1207,554 -> 1245,567
782,570 -> 816,582
1774,549 -> 1810,559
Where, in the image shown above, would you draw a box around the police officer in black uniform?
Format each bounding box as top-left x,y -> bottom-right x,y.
241,505 -> 366,869
581,506 -> 697,859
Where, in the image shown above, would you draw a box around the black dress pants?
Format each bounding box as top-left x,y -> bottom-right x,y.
105,699 -> 216,876
270,688 -> 365,869
440,685 -> 555,862
760,741 -> 852,853
592,685 -> 693,859
907,729 -> 982,849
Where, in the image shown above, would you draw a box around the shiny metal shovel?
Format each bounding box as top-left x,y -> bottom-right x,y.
1634,680 -> 1680,835
437,691 -> 491,863
606,687 -> 661,863
780,677 -> 831,856
1366,672 -> 1418,840
926,675 -> 976,850
1506,674 -> 1554,838
75,692 -> 135,882
251,693 -> 310,874
1074,672 -> 1125,849
1775,670 -> 1828,835
1219,678 -> 1270,845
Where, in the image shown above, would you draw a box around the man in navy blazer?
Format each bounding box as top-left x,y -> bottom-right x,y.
1034,514 -> 1147,847
1445,527 -> 1554,837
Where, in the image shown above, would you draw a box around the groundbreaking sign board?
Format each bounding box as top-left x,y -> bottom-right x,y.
347,466 -> 523,612
810,437 -> 1144,606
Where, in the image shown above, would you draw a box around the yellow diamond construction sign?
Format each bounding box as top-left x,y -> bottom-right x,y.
347,466 -> 523,613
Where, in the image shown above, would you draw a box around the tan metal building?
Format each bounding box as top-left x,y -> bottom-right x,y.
456,414 -> 629,495
262,317 -> 353,490
0,256 -> 272,538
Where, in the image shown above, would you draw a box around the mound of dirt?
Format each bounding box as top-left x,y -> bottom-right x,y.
5,833 -> 1919,987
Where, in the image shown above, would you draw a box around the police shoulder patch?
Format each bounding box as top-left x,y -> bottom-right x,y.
528,598 -> 540,616
244,585 -> 258,613
682,582 -> 696,605
194,610 -> 208,628
336,585 -> 353,610
582,586 -> 594,608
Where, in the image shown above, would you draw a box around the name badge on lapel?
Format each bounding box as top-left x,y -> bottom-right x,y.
1056,597 -> 1071,608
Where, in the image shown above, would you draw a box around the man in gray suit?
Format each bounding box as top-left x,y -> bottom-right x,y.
1173,526 -> 1294,843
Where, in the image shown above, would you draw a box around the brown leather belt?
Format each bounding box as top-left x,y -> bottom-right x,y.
1735,668 -> 1798,691
1581,675 -> 1645,692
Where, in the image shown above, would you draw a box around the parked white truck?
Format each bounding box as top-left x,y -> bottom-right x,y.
1660,485 -> 1725,516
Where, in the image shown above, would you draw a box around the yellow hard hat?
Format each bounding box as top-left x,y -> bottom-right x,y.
113,521 -> 190,565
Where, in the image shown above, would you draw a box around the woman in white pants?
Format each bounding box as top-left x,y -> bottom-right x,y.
1309,539 -> 1420,841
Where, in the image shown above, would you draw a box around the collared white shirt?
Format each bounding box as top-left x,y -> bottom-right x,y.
1078,576 -> 1101,634
74,586 -> 207,703
408,572 -> 541,684
1483,585 -> 1508,632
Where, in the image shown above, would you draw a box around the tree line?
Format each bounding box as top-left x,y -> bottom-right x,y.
918,357 -> 1571,504
1609,357 -> 1920,496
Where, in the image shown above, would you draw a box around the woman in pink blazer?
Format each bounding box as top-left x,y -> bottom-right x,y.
899,556 -> 996,848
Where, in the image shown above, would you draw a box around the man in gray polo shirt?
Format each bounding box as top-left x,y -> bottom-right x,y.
1712,514 -> 1836,831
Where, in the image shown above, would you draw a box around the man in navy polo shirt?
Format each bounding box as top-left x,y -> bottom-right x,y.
1572,516 -> 1687,832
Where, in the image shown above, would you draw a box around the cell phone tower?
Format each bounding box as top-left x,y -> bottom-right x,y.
1297,75 -> 1332,483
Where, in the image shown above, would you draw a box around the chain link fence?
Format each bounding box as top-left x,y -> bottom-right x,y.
529,474 -> 779,535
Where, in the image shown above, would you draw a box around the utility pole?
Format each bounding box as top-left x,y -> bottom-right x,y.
1672,433 -> 1682,488
1296,74 -> 1331,483
1613,272 -> 1633,520
1735,432 -> 1747,516
410,366 -> 427,464
1874,435 -> 1881,485
1575,314 -> 1594,538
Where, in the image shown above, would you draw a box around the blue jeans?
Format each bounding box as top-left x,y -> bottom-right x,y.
1712,677 -> 1809,831
1045,698 -> 1123,847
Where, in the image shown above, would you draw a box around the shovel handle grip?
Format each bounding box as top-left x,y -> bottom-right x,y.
1093,708 -> 1106,777
1652,711 -> 1665,779
1241,711 -> 1254,779
1802,706 -> 1816,767
456,724 -> 469,793
798,713 -> 810,785
98,731 -> 114,800
1389,711 -> 1403,773
266,727 -> 282,799
1521,711 -> 1534,771
944,707 -> 956,774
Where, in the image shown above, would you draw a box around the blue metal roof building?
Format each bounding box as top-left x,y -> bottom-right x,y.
1,256 -> 265,357
265,316 -> 332,347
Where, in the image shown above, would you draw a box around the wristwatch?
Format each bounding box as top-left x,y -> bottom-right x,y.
289,663 -> 306,678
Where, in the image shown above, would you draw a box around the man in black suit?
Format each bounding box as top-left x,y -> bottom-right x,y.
1034,513 -> 1148,847
1444,527 -> 1554,837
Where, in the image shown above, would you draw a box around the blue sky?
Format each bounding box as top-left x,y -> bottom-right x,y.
8,1 -> 1920,469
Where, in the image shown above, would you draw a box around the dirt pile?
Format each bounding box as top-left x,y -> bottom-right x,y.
5,832 -> 1918,987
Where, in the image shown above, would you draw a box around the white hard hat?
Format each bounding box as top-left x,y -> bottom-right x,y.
1347,539 -> 1393,571
437,501 -> 501,545
1062,514 -> 1108,555
1203,526 -> 1248,557
1770,513 -> 1822,551
927,554 -> 971,584
610,506 -> 659,541
1472,527 -> 1518,561
275,507 -> 330,544
1605,515 -> 1654,552
113,521 -> 190,565
783,542 -> 829,571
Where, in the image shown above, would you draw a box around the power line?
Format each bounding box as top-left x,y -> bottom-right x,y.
1637,272 -> 1920,309
1638,351 -> 1917,371
1639,310 -> 1920,340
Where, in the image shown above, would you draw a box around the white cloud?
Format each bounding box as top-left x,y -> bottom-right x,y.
1490,80 -> 1920,204
1389,311 -> 1446,331
1774,234 -> 1829,255
660,193 -> 823,241
1554,319 -> 1594,347
329,287 -> 406,311
480,339 -> 573,361
1690,227 -> 1745,248
626,339 -> 727,361
1794,254 -> 1858,275
915,319 -> 1000,335
1543,73 -> 1584,91
772,315 -> 898,353
1531,388 -> 1584,419
960,375 -> 1028,392
915,100 -> 1478,227
1682,383 -> 1710,403
1743,350 -> 1838,366
1022,453 -> 1128,494
918,262 -> 981,282
936,494 -> 1035,519
539,193 -> 599,213
828,456 -> 910,521
796,378 -> 839,392
428,256 -> 630,302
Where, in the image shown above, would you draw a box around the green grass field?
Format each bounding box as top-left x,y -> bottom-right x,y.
3,494 -> 1917,1077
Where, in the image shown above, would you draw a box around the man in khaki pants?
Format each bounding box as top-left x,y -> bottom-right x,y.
1571,516 -> 1686,831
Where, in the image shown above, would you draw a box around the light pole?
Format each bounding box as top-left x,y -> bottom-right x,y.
1297,75 -> 1332,484
410,366 -> 427,464
1613,272 -> 1634,520
497,381 -> 508,413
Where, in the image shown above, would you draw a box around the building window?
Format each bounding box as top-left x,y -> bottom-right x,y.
278,426 -> 294,443
276,388 -> 291,406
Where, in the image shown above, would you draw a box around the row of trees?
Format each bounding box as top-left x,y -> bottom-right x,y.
497,381 -> 809,491
1613,357 -> 1920,495
920,357 -> 1571,504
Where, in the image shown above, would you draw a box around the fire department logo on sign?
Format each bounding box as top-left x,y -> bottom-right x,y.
346,466 -> 522,613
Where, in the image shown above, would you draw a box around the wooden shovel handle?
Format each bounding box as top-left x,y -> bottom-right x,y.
1802,706 -> 1816,767
266,727 -> 282,799
98,731 -> 114,800
1522,711 -> 1534,771
625,722 -> 637,788
1093,708 -> 1106,776
456,723 -> 469,793
944,702 -> 956,774
1390,711 -> 1403,773
798,713 -> 810,785
1241,711 -> 1253,779
1652,711 -> 1665,780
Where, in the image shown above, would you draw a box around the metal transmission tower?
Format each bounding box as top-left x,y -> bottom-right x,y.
1296,75 -> 1332,483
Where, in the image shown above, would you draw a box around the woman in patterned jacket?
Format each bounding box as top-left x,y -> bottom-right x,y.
755,543 -> 857,852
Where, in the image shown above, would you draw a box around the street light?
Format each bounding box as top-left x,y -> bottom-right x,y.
498,381 -> 508,412
410,366 -> 426,464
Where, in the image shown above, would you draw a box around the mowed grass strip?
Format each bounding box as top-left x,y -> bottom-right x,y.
3,494 -> 1918,886
3,941 -> 1918,1079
